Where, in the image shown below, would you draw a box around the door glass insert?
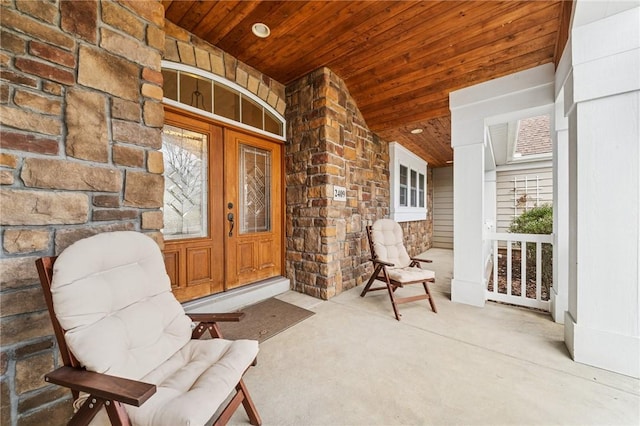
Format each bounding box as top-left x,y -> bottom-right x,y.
161,124 -> 208,240
239,144 -> 271,234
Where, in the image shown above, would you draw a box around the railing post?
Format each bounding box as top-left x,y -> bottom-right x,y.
520,237 -> 527,299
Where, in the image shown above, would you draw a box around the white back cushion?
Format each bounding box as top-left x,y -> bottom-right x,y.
371,219 -> 412,268
51,231 -> 192,380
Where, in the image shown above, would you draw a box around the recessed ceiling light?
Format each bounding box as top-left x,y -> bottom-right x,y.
446,160 -> 454,164
252,23 -> 271,38
410,128 -> 423,134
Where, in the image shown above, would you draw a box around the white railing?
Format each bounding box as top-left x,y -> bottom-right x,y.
486,232 -> 554,311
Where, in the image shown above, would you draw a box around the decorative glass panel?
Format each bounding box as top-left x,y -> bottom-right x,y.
214,82 -> 240,121
179,72 -> 212,113
239,144 -> 271,234
410,170 -> 417,207
161,124 -> 208,240
399,165 -> 408,207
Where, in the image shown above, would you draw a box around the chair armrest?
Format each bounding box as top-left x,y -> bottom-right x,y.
189,312 -> 247,339
45,366 -> 156,407
187,312 -> 245,323
371,258 -> 395,267
411,257 -> 433,263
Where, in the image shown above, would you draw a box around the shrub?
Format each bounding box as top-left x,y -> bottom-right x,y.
509,204 -> 552,234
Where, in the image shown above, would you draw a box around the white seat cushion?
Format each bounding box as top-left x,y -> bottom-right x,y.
52,231 -> 192,379
128,338 -> 259,426
370,219 -> 412,268
387,266 -> 435,284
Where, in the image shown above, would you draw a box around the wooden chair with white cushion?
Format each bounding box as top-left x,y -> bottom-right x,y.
361,218 -> 438,320
35,231 -> 261,426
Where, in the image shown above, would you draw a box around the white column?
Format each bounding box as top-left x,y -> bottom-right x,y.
551,86 -> 569,323
450,64 -> 555,307
452,141 -> 486,307
483,170 -> 497,274
564,3 -> 640,378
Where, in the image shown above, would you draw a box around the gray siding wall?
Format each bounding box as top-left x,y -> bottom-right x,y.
433,166 -> 453,248
496,165 -> 553,233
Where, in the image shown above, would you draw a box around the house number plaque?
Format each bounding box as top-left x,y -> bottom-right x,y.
333,185 -> 347,201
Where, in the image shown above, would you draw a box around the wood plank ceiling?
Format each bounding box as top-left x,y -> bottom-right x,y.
163,1 -> 570,167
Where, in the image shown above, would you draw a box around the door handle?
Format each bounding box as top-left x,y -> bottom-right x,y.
227,212 -> 234,237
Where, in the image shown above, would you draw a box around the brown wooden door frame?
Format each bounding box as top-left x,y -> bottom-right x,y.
162,106 -> 285,302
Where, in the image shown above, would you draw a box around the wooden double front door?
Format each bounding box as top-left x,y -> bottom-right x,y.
162,109 -> 283,302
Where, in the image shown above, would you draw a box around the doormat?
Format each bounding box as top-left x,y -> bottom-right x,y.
217,298 -> 314,343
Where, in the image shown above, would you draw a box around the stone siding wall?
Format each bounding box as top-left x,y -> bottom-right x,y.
285,68 -> 390,299
0,3 -> 287,423
163,20 -> 286,116
0,1 -> 165,424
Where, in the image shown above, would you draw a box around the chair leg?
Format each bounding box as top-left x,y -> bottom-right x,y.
214,379 -> 262,426
69,397 -> 108,426
383,272 -> 402,321
239,379 -> 262,426
423,280 -> 437,313
360,264 -> 383,297
105,401 -> 131,426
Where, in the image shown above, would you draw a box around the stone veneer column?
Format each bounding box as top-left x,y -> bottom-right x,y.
285,68 -> 390,300
0,1 -> 165,424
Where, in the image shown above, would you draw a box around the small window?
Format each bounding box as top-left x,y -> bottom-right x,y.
389,142 -> 427,222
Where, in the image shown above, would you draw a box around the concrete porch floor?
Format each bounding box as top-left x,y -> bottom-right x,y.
230,249 -> 640,425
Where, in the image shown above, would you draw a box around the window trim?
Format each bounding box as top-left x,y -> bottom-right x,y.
389,142 -> 427,222
161,61 -> 286,141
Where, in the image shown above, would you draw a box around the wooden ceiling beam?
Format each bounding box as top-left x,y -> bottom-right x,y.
205,1 -> 292,47
242,2 -> 388,69
348,3 -> 561,98
364,48 -> 553,131
356,31 -> 557,116
335,0 -> 517,80
175,0 -> 218,31
264,2 -> 436,81
163,0 -> 194,25
238,2 -> 362,70
191,1 -> 258,42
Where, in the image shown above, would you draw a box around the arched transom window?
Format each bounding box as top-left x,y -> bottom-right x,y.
161,61 -> 285,140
